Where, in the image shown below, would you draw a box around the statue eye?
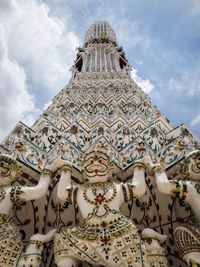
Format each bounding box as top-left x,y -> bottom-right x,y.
91,160 -> 94,164
99,159 -> 102,163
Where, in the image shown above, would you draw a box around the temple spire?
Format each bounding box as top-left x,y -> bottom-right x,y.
71,21 -> 130,77
84,21 -> 117,45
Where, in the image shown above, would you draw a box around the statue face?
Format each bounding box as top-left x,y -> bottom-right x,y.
0,155 -> 21,185
186,151 -> 200,180
83,151 -> 110,183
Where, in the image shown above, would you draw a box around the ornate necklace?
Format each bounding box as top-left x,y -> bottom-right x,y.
83,182 -> 117,206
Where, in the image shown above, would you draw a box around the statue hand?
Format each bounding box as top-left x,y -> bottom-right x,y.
133,156 -> 154,174
143,156 -> 157,174
46,158 -> 72,172
134,156 -> 163,175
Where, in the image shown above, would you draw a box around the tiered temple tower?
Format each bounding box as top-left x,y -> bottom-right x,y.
1,21 -> 199,266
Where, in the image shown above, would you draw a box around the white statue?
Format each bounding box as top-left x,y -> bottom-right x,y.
145,150 -> 200,266
18,229 -> 56,267
53,149 -> 167,267
0,154 -> 55,267
141,228 -> 167,267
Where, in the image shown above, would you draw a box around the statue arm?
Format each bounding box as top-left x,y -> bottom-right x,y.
131,161 -> 146,198
18,168 -> 52,201
120,159 -> 147,203
18,158 -> 72,202
57,164 -> 72,201
152,164 -> 176,195
142,156 -> 177,195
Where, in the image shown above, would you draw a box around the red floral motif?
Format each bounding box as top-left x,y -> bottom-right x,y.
101,221 -> 107,227
143,101 -> 148,107
94,193 -> 105,204
136,142 -> 146,152
145,239 -> 152,245
101,235 -> 111,245
104,249 -> 109,254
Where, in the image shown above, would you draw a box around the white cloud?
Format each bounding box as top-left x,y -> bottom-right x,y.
1,0 -> 80,93
0,24 -> 38,140
106,15 -> 154,53
189,0 -> 200,16
168,71 -> 200,96
131,68 -> 155,94
191,113 -> 200,126
0,0 -> 80,140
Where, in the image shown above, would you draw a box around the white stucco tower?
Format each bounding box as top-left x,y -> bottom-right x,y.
1,21 -> 200,266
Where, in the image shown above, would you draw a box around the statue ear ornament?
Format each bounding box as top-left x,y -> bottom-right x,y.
0,154 -> 22,180
180,150 -> 200,178
191,153 -> 200,174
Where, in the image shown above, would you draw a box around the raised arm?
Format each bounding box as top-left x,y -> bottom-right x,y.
152,164 -> 175,195
143,157 -> 176,195
131,160 -> 146,197
19,168 -> 52,201
57,164 -> 72,201
18,158 -> 72,202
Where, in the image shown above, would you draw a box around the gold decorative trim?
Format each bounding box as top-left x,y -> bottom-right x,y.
61,164 -> 72,173
29,240 -> 43,247
152,165 -> 165,175
0,154 -> 17,166
132,162 -> 146,170
41,169 -> 53,176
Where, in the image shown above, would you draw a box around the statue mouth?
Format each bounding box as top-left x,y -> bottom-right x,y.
85,162 -> 108,174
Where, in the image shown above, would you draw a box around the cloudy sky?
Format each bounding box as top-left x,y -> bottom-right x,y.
0,0 -> 200,141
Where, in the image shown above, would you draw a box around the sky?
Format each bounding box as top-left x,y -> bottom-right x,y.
0,0 -> 200,141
